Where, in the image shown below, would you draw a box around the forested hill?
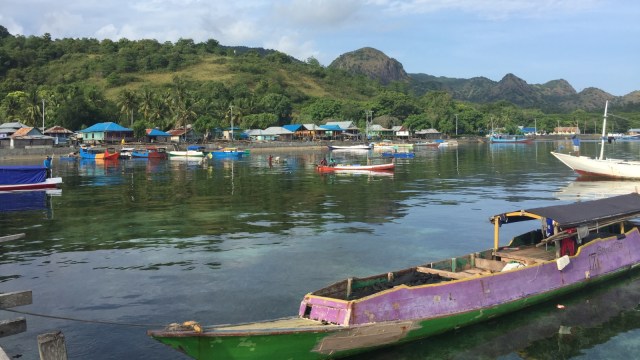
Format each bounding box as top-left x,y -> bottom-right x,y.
330,48 -> 640,112
1,25 -> 639,137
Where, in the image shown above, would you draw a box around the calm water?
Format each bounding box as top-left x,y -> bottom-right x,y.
1,140 -> 640,360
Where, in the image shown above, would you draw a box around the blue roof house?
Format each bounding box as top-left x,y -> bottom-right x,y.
79,122 -> 133,144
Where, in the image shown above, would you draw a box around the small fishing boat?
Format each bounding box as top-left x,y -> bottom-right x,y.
489,134 -> 532,143
169,145 -> 206,158
119,147 -> 135,159
149,193 -> 640,360
79,146 -> 120,160
381,152 -> 415,158
316,163 -> 395,173
414,139 -> 445,147
0,166 -> 62,191
210,147 -> 245,159
327,144 -> 373,151
131,147 -> 168,160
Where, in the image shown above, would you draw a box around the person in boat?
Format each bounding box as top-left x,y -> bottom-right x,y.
43,156 -> 52,178
329,157 -> 336,166
319,157 -> 328,166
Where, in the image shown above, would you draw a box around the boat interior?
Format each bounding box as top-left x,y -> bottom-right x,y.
310,221 -> 635,302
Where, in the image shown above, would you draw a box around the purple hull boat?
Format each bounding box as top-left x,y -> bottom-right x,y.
150,193 -> 640,360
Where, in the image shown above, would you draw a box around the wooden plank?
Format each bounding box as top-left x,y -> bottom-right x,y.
416,266 -> 470,280
0,291 -> 32,308
0,346 -> 11,360
38,331 -> 68,360
0,233 -> 25,243
474,258 -> 507,272
0,318 -> 26,338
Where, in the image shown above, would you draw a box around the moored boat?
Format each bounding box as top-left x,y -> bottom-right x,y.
210,147 -> 245,159
79,146 -> 120,160
327,144 -> 373,151
551,101 -> 640,179
169,150 -> 205,158
119,147 -> 135,159
131,146 -> 168,160
381,152 -> 415,158
149,193 -> 640,360
316,163 -> 395,173
0,166 -> 62,191
489,135 -> 532,143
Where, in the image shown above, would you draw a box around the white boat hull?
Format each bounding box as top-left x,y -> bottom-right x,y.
551,152 -> 640,179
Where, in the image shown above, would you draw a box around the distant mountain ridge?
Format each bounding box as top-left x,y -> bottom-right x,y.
329,47 -> 639,112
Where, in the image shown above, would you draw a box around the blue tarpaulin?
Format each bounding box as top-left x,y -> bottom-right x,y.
0,166 -> 47,185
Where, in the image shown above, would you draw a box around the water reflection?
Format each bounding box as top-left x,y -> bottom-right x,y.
555,178 -> 640,201
0,189 -> 59,216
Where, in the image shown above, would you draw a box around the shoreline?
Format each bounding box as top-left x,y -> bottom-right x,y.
0,135 -> 594,160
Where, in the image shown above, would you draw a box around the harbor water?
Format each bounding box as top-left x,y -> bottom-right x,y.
1,140 -> 640,359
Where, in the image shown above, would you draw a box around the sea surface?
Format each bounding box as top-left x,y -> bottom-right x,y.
2,140 -> 640,359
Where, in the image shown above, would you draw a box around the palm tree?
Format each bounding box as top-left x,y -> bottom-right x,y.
138,87 -> 155,122
117,89 -> 138,126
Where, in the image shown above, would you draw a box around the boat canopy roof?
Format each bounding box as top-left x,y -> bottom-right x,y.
491,193 -> 640,229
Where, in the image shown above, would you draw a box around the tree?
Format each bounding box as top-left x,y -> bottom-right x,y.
117,89 -> 138,126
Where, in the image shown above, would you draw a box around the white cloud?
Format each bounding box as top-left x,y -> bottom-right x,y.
40,11 -> 84,38
275,0 -> 364,28
264,34 -> 319,62
376,0 -> 600,20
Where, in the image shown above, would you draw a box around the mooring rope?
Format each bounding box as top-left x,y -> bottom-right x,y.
1,308 -> 165,328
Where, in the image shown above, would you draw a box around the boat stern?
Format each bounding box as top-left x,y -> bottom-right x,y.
299,294 -> 351,325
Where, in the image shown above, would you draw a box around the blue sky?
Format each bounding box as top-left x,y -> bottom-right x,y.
2,0 -> 638,96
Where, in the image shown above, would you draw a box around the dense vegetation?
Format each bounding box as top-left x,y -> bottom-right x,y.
1,25 -> 638,137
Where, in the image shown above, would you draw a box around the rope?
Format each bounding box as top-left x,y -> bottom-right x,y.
1,308 -> 165,328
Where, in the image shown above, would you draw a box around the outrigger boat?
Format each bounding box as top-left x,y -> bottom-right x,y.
149,193 -> 640,359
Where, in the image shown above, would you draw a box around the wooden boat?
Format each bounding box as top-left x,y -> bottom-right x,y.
551,101 -> 640,179
131,147 -> 168,159
489,135 -> 532,143
381,152 -> 415,158
327,144 -> 373,151
414,139 -> 444,147
316,163 -> 395,173
119,147 -> 135,159
169,150 -> 205,158
372,140 -> 413,151
79,146 -> 120,160
0,166 -> 62,191
149,193 -> 640,359
210,147 -> 245,159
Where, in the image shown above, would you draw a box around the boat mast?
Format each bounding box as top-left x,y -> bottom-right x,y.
599,100 -> 609,160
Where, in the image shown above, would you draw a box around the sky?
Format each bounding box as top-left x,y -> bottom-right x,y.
1,0 -> 638,96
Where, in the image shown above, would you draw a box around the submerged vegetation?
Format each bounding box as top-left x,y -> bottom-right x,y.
1,25 -> 639,135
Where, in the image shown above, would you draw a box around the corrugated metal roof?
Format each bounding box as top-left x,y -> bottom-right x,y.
146,128 -> 171,136
80,122 -> 132,133
320,125 -> 342,131
45,126 -> 74,134
283,124 -> 302,132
